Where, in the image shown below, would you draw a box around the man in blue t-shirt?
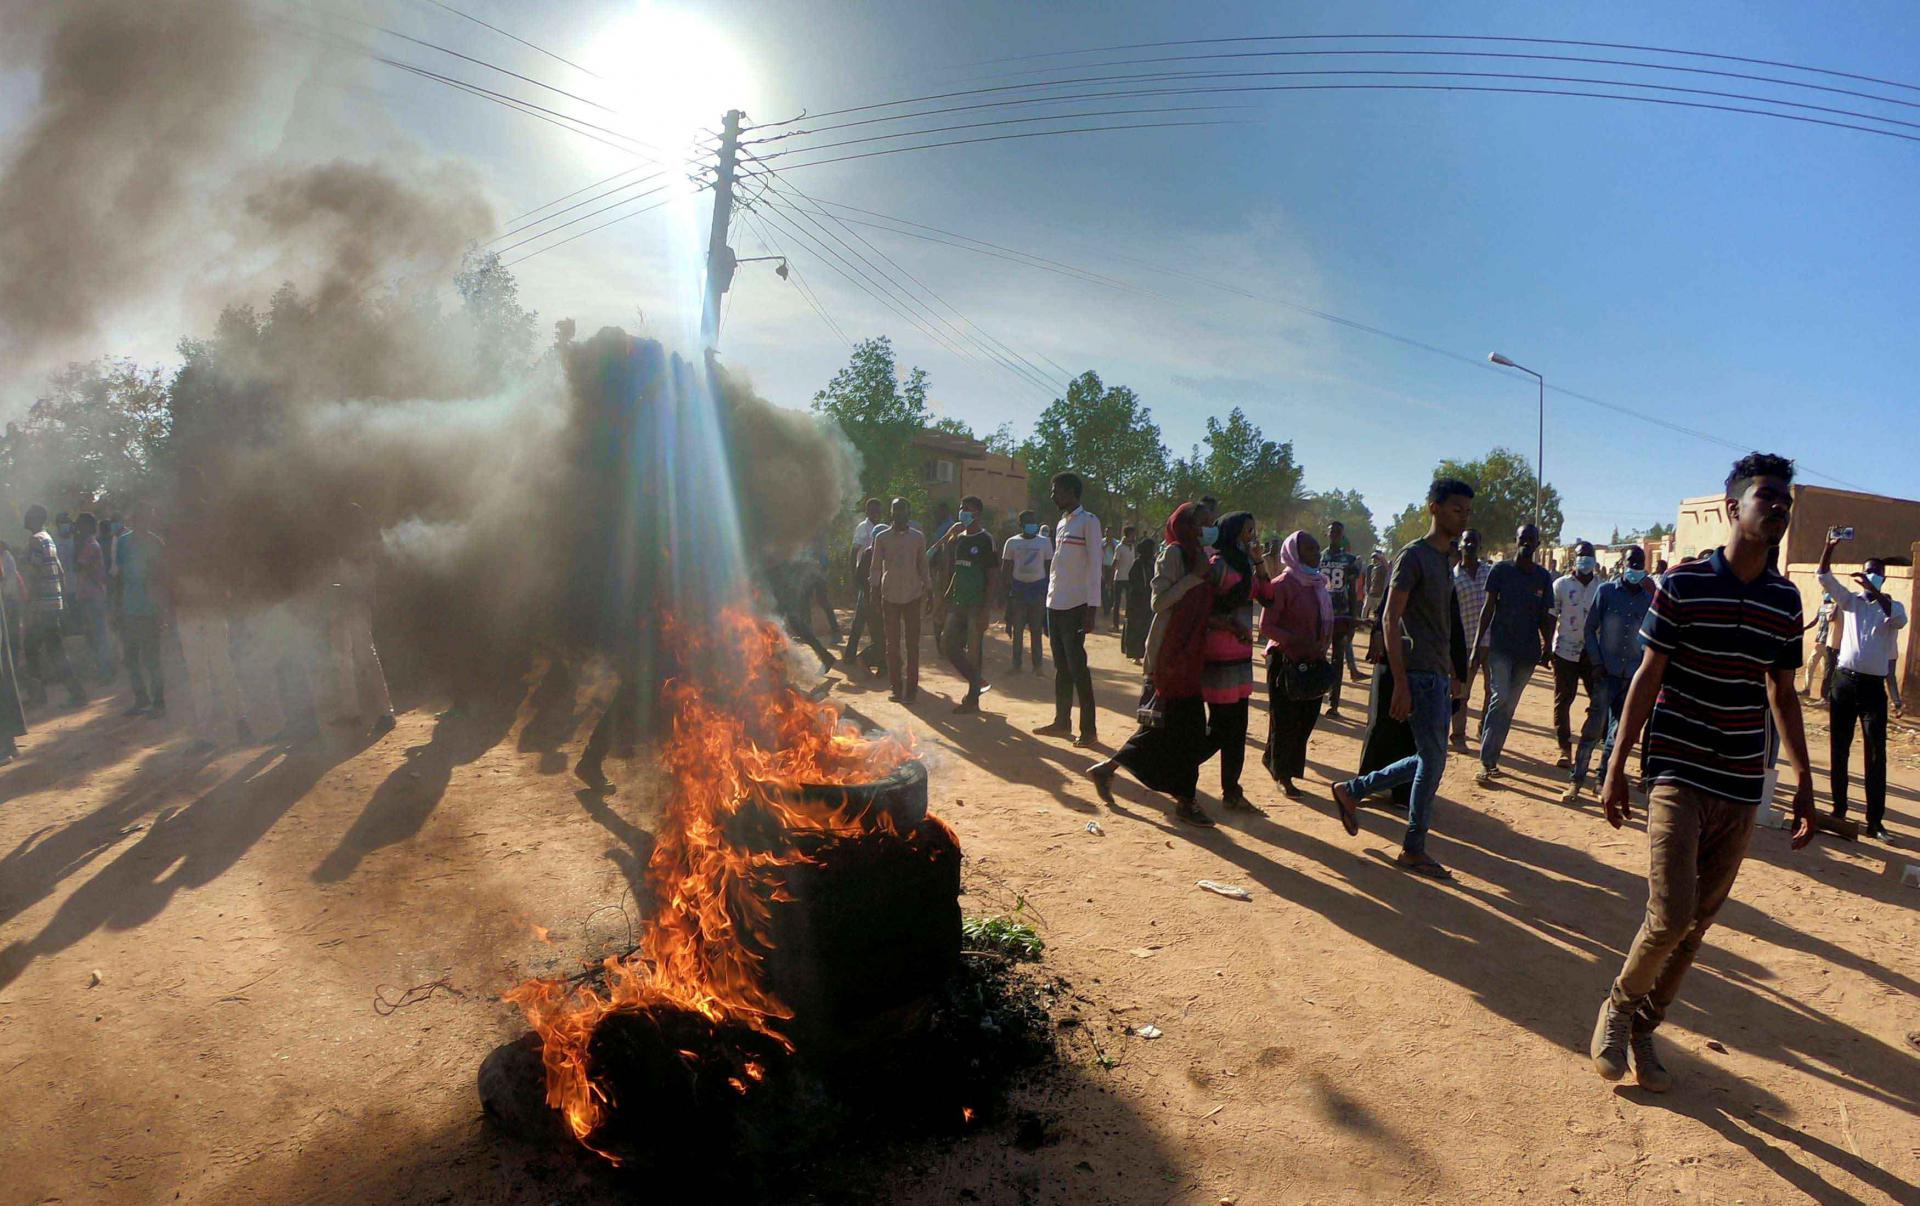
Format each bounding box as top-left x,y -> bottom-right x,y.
1468,523 -> 1555,785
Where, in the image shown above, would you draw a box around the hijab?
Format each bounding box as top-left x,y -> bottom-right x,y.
1211,511 -> 1256,609
1278,529 -> 1333,634
1164,502 -> 1205,573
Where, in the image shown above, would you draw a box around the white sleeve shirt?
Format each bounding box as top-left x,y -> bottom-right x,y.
1046,507 -> 1104,610
1819,571 -> 1908,675
1551,574 -> 1602,660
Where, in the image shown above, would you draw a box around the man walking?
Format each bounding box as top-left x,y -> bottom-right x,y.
1470,523 -> 1555,787
1818,534 -> 1906,840
869,497 -> 932,703
1034,472 -> 1103,747
843,497 -> 884,673
1800,592 -> 1836,700
113,504 -> 168,717
1330,479 -> 1473,880
1321,521 -> 1363,719
1002,509 -> 1050,673
1550,541 -> 1606,768
1109,524 -> 1137,630
1449,528 -> 1492,751
1564,546 -> 1655,804
1590,453 -> 1815,1094
72,513 -> 114,681
936,495 -> 998,713
18,504 -> 87,710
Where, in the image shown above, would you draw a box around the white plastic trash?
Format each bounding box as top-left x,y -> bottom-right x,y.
1197,880 -> 1252,901
1902,864 -> 1920,888
1757,808 -> 1791,831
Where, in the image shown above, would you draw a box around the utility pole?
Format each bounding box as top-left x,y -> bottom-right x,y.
701,108 -> 744,349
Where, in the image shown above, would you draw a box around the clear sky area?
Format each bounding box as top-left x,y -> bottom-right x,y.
6,0 -> 1916,540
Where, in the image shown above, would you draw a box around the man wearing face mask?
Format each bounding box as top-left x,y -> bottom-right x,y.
1002,510 -> 1052,673
1565,546 -> 1655,804
1449,528 -> 1492,751
1550,541 -> 1607,769
1818,532 -> 1906,840
1470,523 -> 1555,786
936,495 -> 999,713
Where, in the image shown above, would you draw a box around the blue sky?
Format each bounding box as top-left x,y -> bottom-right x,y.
10,1 -> 1920,541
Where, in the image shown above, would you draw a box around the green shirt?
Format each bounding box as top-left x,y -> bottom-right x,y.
945,529 -> 999,607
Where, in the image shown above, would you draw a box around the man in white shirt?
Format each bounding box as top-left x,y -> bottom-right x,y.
842,497 -> 885,672
1108,524 -> 1137,629
1034,472 -> 1103,746
1550,541 -> 1605,767
1001,509 -> 1052,673
1818,532 -> 1908,839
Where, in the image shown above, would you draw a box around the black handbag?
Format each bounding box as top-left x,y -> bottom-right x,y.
1275,654 -> 1336,701
1135,679 -> 1165,729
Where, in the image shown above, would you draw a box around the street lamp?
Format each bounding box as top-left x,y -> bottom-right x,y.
1489,352 -> 1545,531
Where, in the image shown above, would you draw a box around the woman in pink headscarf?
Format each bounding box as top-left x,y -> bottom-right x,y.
1259,529 -> 1334,799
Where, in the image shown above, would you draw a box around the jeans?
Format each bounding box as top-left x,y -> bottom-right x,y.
1552,653 -> 1598,753
1611,783 -> 1755,1031
1008,582 -> 1045,668
1343,670 -> 1450,857
1451,655 -> 1491,741
942,602 -> 985,696
1326,622 -> 1356,712
1829,669 -> 1888,832
1479,650 -> 1537,770
122,613 -> 166,709
882,599 -> 922,698
1048,605 -> 1095,733
1571,673 -> 1629,788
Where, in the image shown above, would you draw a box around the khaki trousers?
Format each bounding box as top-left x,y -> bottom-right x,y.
1611,782 -> 1756,1031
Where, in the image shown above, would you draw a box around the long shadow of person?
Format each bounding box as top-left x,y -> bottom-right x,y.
310,696 -> 518,884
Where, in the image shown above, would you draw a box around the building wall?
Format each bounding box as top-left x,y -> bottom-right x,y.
960,454 -> 1028,524
1673,485 -> 1920,569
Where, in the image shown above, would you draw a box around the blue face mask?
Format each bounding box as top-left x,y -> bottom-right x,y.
1868,573 -> 1886,591
1576,556 -> 1598,573
1624,569 -> 1647,584
1201,525 -> 1220,546
957,510 -> 975,525
1022,523 -> 1039,537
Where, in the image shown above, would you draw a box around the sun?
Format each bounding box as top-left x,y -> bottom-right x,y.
583,3 -> 757,169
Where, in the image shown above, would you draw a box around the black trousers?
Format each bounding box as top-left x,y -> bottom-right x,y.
842,587 -> 880,667
122,614 -> 166,708
1552,653 -> 1597,752
942,603 -> 982,695
1830,669 -> 1888,832
1048,605 -> 1095,733
1207,698 -> 1250,795
1326,621 -> 1357,712
22,615 -> 84,704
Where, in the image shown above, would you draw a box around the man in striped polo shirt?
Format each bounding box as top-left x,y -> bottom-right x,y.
1589,452 -> 1814,1094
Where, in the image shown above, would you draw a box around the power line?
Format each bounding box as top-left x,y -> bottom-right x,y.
337,14 -> 620,114
492,183 -> 670,257
373,57 -> 663,161
409,0 -> 603,80
751,171 -> 1065,396
505,163 -> 652,225
502,196 -> 674,268
748,102 -> 1258,161
737,209 -> 852,345
492,168 -> 670,242
760,117 -> 1251,173
954,32 -> 1920,97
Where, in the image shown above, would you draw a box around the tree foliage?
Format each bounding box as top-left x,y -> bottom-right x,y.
1294,488 -> 1381,553
0,356 -> 172,510
1397,447 -> 1564,555
1018,370 -> 1167,522
1384,502 -> 1428,552
455,249 -> 540,381
811,336 -> 931,507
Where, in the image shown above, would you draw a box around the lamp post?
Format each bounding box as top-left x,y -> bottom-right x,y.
1489,352 -> 1545,531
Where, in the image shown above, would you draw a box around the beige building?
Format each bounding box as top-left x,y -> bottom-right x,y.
911,428 -> 1028,523
1671,484 -> 1920,696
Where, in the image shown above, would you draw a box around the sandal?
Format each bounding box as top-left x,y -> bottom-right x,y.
1396,851 -> 1453,880
1221,792 -> 1263,815
1086,762 -> 1118,807
1175,799 -> 1217,828
1279,778 -> 1303,800
1329,781 -> 1362,836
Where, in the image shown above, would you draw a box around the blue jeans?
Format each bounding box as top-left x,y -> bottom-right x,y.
1479,650 -> 1537,770
1572,673 -> 1630,788
1343,670 -> 1450,857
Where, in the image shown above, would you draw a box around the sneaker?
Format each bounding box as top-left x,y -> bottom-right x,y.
1072,732 -> 1100,749
1033,721 -> 1073,738
1395,850 -> 1452,880
1629,1030 -> 1671,1093
1174,799 -> 1216,828
1555,752 -> 1572,768
1590,998 -> 1633,1082
1561,782 -> 1583,805
1475,768 -> 1500,788
1864,826 -> 1891,841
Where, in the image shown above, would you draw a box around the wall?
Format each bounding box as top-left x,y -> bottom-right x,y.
1781,485 -> 1920,566
959,454 -> 1028,525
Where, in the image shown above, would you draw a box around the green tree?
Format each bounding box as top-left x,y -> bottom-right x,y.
811,336 -> 932,505
1190,407 -> 1304,527
1293,488 -> 1380,553
0,357 -> 172,508
1018,370 -> 1167,523
1420,447 -> 1564,555
928,416 -> 975,439
1384,502 -> 1428,551
455,248 -> 539,382
983,421 -> 1019,458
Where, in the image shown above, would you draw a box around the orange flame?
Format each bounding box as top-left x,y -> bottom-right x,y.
504,607 -> 914,1159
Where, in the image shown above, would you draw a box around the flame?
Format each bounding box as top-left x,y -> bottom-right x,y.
505,607 -> 914,1159
961,1107 -> 975,1125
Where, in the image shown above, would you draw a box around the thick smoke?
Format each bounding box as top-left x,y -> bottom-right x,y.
0,0 -> 275,366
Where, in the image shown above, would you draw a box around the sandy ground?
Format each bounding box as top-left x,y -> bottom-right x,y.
2,614 -> 1918,1205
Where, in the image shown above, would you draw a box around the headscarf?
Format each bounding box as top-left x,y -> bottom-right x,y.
1211,511 -> 1256,610
1278,529 -> 1333,634
1164,502 -> 1205,572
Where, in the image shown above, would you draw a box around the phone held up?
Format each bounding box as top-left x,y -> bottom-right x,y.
1829,526 -> 1856,542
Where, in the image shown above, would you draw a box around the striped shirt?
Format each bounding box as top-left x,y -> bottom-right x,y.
1640,549 -> 1802,806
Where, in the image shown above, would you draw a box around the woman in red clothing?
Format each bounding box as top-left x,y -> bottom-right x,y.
1201,512 -> 1274,813
1261,530 -> 1334,798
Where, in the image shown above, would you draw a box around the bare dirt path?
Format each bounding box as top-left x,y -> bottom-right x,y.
2,620 -> 1917,1204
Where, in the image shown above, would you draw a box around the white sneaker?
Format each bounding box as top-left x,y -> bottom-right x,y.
1561,783 -> 1583,805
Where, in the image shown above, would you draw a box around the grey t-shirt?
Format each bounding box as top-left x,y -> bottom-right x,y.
1389,538 -> 1456,677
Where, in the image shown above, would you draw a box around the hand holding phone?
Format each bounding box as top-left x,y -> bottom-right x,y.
1829,526 -> 1855,542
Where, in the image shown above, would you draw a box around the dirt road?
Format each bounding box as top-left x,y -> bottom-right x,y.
2,619 -> 1917,1204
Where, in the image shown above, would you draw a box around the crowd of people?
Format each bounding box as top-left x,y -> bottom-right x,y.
0,500 -> 398,766
794,454 -> 1904,1098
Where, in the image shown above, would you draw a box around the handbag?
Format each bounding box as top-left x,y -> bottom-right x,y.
1135,679 -> 1166,729
1275,653 -> 1336,701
